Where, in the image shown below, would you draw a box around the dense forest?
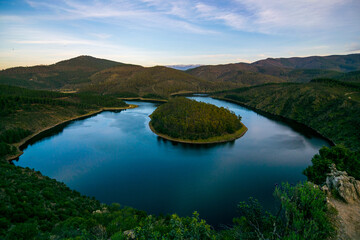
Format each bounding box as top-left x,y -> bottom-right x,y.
150,97 -> 243,140
215,79 -> 360,151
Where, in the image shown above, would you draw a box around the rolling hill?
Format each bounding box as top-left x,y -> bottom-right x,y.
0,56 -> 125,90
82,65 -> 217,97
1,54 -> 359,97
187,54 -> 360,84
252,53 -> 360,72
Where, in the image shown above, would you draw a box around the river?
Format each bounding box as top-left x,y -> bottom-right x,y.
14,96 -> 331,227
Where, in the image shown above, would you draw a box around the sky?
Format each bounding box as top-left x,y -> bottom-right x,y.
0,0 -> 359,69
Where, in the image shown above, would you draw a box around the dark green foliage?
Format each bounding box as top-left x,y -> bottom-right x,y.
0,161 -> 100,238
75,93 -> 127,108
5,222 -> 39,240
114,92 -> 139,98
142,93 -> 166,99
150,97 -> 242,140
0,85 -> 127,118
303,145 -> 360,184
310,78 -> 360,90
0,142 -> 16,157
224,94 -> 250,103
133,212 -> 216,239
337,71 -> 360,82
228,182 -> 335,240
0,128 -> 32,144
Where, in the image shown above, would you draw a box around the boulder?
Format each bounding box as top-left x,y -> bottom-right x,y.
325,164 -> 360,203
123,230 -> 135,239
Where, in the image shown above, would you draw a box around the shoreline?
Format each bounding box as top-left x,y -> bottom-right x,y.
119,97 -> 168,103
6,104 -> 138,162
214,96 -> 336,146
148,121 -> 248,144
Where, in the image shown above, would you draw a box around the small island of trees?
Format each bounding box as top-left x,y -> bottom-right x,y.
149,97 -> 247,143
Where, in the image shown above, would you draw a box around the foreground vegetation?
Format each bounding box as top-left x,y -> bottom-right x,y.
150,97 -> 244,142
0,85 -> 128,159
304,145 -> 360,184
215,79 -> 360,151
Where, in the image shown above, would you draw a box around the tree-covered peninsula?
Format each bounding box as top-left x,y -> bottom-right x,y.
149,97 -> 246,143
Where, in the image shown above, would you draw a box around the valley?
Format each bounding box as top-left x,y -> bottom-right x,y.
0,53 -> 359,239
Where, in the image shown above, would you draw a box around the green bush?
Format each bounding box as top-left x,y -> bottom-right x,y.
303,145 -> 360,184
228,182 -> 335,240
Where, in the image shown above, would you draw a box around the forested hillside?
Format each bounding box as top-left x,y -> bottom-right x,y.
252,54 -> 360,72
82,65 -> 217,97
187,54 -> 360,84
214,79 -> 360,151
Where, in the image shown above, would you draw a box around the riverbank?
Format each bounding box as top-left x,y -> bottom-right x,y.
119,97 -> 168,103
149,121 -> 247,144
6,104 -> 138,162
213,96 -> 335,146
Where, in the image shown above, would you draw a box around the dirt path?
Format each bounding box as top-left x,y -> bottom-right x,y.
329,198 -> 360,240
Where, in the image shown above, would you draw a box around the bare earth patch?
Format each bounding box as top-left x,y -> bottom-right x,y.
329,198 -> 360,240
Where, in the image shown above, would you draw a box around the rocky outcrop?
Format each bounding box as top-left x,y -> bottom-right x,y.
324,164 -> 360,203
123,230 -> 135,239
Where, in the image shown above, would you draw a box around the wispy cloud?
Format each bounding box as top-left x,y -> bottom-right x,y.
24,0 -> 215,34
22,0 -> 360,35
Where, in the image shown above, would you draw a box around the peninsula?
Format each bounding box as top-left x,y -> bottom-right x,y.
149,97 -> 247,144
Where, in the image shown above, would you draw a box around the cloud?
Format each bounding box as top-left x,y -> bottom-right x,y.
347,42 -> 360,52
22,0 -> 360,36
234,0 -> 360,33
195,3 -> 247,30
23,0 -> 215,34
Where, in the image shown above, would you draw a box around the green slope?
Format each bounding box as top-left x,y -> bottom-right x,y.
252,53 -> 360,72
82,65 -> 217,97
187,54 -> 360,84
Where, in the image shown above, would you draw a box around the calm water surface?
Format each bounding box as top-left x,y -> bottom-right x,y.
15,97 -> 331,227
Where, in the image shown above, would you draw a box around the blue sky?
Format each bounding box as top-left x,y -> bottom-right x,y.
0,0 -> 359,69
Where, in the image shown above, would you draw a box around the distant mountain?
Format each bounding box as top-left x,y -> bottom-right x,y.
186,63 -> 286,85
187,54 -> 360,84
2,54 -> 359,95
0,56 -> 124,89
82,65 -> 217,97
166,65 -> 202,71
252,54 -> 360,72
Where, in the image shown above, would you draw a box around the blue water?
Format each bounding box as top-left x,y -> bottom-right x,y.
15,97 -> 330,227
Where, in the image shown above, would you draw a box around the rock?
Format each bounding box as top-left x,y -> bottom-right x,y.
325,164 -> 360,204
123,230 -> 135,239
321,185 -> 330,196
